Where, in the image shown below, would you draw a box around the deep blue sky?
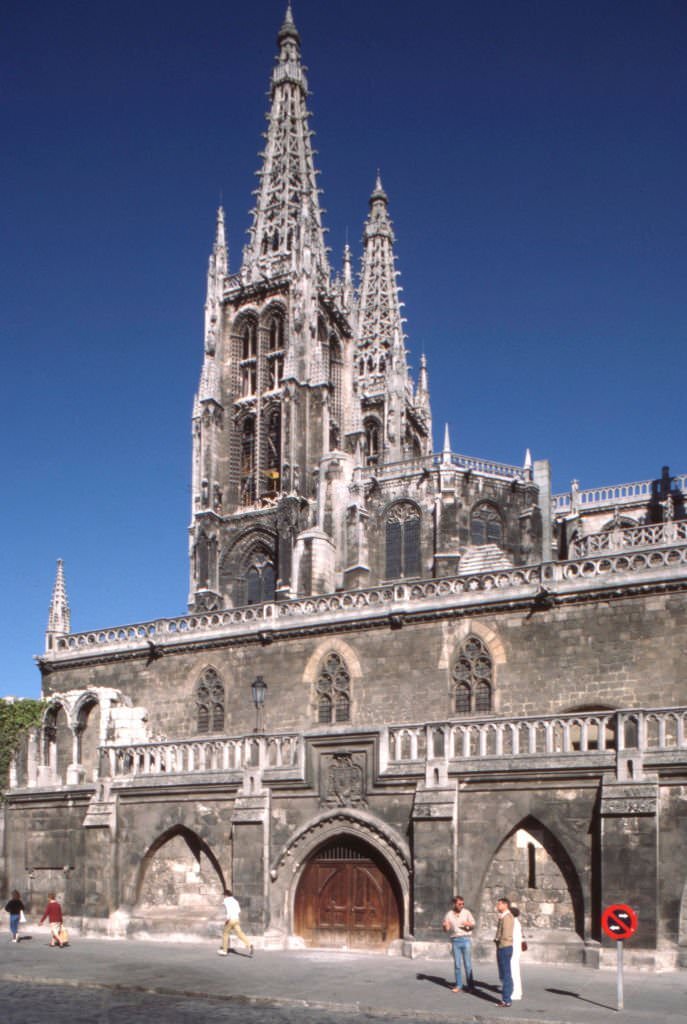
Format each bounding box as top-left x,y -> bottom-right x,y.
2,0 -> 685,698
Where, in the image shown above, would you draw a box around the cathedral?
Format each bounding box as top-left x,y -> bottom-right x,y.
3,7 -> 687,968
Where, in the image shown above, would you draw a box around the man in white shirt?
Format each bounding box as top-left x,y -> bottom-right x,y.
442,894 -> 476,992
217,888 -> 253,956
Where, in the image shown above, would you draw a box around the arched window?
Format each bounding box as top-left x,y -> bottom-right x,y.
265,408 -> 281,492
196,669 -> 225,734
316,652 -> 351,724
364,417 -> 381,466
471,503 -> 503,547
385,502 -> 421,579
240,320 -> 257,395
245,558 -> 276,605
240,416 -> 256,505
452,635 -> 493,715
329,336 -> 343,450
267,314 -> 284,388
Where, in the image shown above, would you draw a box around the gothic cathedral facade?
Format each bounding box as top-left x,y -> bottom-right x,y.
3,8 -> 687,967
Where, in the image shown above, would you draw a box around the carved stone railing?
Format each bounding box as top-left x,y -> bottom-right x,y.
385,707 -> 687,766
359,450 -> 527,484
553,473 -> 687,514
101,732 -> 303,780
94,708 -> 686,785
570,520 -> 687,558
48,542 -> 687,660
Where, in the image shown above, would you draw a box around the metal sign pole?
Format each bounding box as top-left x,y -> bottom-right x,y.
617,939 -> 624,1010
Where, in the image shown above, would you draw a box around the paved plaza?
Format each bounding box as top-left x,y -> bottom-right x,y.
1,935 -> 686,1024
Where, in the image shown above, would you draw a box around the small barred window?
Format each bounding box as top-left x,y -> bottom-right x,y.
196,669 -> 225,734
316,653 -> 351,724
452,635 -> 493,714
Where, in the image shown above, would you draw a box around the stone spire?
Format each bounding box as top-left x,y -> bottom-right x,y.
244,4 -> 328,277
356,175 -> 407,392
46,559 -> 71,650
204,206 -> 227,357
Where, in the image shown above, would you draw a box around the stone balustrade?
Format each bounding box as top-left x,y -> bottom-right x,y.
48,539 -> 687,660
94,707 -> 686,784
552,473 -> 687,513
359,450 -> 526,483
570,520 -> 687,558
101,731 -> 303,780
386,707 -> 687,765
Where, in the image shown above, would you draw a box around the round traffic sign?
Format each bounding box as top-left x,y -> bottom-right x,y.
602,903 -> 638,940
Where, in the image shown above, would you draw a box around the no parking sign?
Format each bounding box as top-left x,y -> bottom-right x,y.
602,903 -> 638,1010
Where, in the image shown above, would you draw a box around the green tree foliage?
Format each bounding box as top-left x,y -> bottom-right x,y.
0,699 -> 44,796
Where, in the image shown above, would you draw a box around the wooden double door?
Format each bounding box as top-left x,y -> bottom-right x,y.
294,838 -> 401,950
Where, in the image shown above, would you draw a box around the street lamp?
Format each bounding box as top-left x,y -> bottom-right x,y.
251,675 -> 268,733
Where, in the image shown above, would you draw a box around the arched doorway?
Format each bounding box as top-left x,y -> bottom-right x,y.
294,836 -> 401,950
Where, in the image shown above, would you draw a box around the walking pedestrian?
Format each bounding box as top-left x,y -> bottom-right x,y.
39,893 -> 66,947
217,888 -> 253,957
4,890 -> 25,943
442,894 -> 475,992
511,906 -> 525,1001
494,897 -> 514,1007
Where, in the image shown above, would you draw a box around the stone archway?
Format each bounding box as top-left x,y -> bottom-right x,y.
294,834 -> 402,950
270,809 -> 411,949
476,816 -> 585,960
133,826 -> 225,933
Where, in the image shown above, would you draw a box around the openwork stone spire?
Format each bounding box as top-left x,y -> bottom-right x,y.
356,175 -> 407,392
244,5 -> 328,276
46,558 -> 71,649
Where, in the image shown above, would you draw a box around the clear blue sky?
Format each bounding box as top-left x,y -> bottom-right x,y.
2,0 -> 685,698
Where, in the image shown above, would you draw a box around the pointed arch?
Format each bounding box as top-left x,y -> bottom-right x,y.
471,501 -> 504,547
303,638 -> 362,723
385,500 -> 421,579
134,824 -> 226,907
195,667 -> 225,734
478,815 -> 585,940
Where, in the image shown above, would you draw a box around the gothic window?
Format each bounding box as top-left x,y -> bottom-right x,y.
196,669 -> 224,734
328,336 -> 343,451
240,416 -> 256,505
316,652 -> 351,724
245,558 -> 276,604
267,314 -> 284,388
364,417 -> 381,466
452,635 -> 493,715
265,408 -> 281,492
385,502 -> 421,579
471,503 -> 503,547
240,321 -> 257,396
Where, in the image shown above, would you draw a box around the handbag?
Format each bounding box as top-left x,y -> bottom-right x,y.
521,940 -> 528,952
19,910 -> 27,924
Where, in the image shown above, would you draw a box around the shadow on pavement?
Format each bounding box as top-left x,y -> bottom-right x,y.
546,986 -> 615,1011
415,973 -> 454,990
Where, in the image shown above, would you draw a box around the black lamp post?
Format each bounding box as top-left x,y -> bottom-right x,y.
251,675 -> 268,733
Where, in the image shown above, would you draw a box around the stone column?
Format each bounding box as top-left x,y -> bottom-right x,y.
600,777 -> 658,950
231,787 -> 271,935
411,781 -> 457,942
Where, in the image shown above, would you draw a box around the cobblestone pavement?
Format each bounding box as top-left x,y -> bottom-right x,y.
2,983 -> 446,1024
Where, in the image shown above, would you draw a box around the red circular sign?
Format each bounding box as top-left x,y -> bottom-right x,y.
602,903 -> 638,940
